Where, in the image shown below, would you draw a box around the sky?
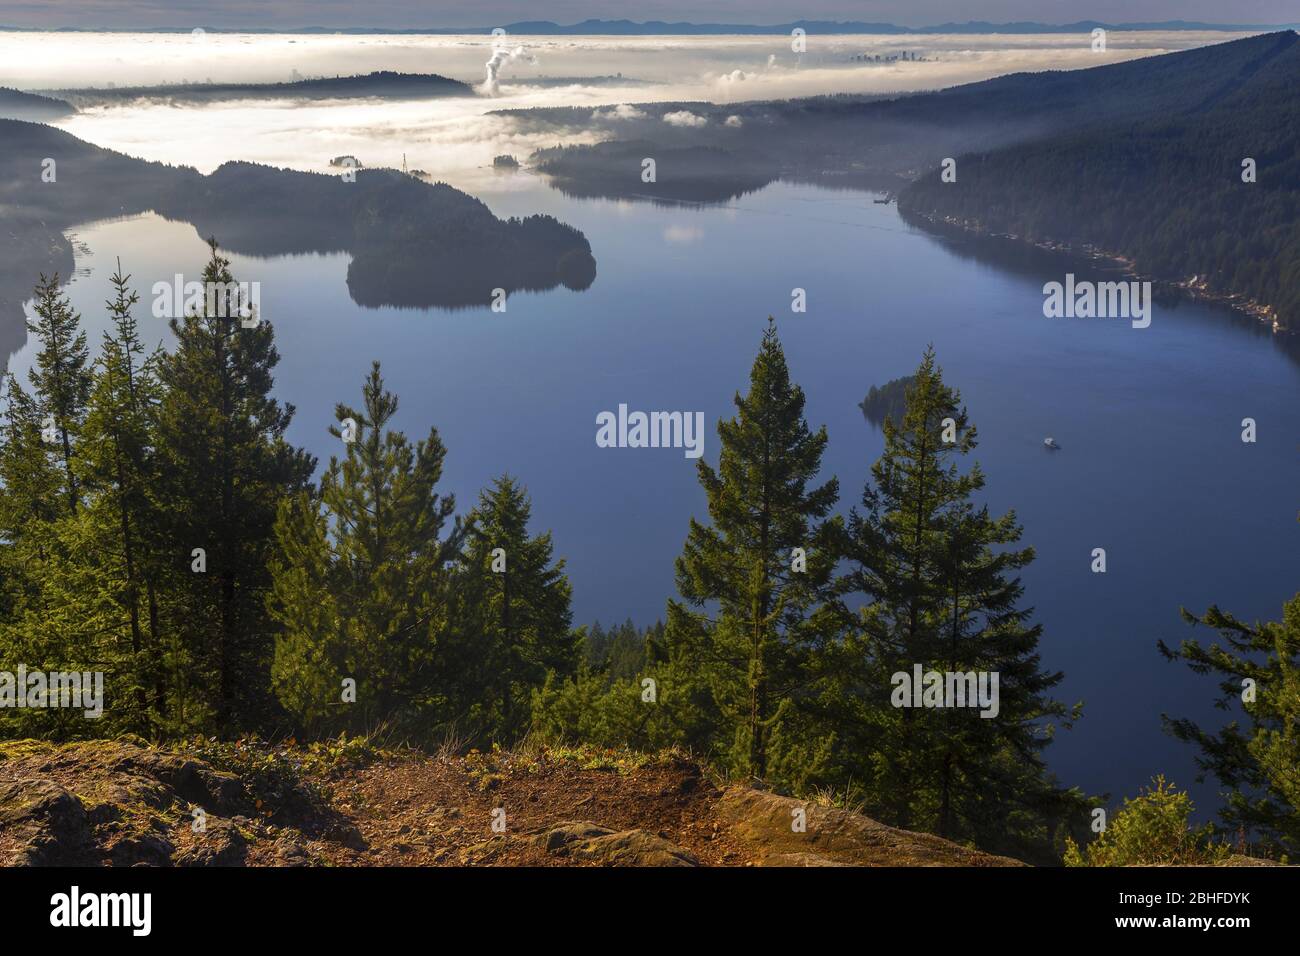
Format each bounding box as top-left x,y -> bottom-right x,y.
0,1 -> 1294,30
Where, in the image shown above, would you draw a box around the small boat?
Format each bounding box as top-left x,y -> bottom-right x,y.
1044,437 -> 1060,450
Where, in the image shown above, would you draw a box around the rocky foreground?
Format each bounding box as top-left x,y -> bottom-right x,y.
0,737 -> 1024,867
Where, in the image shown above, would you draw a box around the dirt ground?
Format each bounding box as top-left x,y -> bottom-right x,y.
0,738 -> 1024,867
301,748 -> 755,866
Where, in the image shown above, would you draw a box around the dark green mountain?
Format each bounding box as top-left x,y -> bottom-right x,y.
899,31 -> 1300,329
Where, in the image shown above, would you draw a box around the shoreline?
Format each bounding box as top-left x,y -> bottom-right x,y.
899,207 -> 1290,335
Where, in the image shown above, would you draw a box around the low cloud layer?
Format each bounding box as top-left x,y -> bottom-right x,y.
3,30 -> 1257,192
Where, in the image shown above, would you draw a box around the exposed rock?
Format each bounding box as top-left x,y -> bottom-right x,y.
108,832 -> 175,867
460,835 -> 510,865
174,816 -> 248,867
460,822 -> 699,867
102,747 -> 248,813
272,835 -> 313,867
0,779 -> 93,865
715,788 -> 1026,867
529,821 -> 699,867
537,821 -> 613,853
564,828 -> 699,867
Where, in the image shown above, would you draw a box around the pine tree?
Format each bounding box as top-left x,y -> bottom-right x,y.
444,475 -> 577,743
0,376 -> 67,737
0,278 -> 95,738
269,361 -> 462,736
72,265 -> 167,733
0,377 -> 62,607
666,318 -> 839,779
1159,590 -> 1300,856
155,242 -> 314,732
836,346 -> 1075,853
26,274 -> 92,515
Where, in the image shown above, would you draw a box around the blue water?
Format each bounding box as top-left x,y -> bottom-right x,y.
17,178 -> 1299,819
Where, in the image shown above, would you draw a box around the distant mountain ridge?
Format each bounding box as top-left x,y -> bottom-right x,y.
1,20 -> 1292,35
495,19 -> 1294,35
51,71 -> 473,107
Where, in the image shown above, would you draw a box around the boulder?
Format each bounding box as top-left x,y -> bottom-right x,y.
715,787 -> 1025,867
174,816 -> 248,867
0,779 -> 93,865
531,821 -> 699,867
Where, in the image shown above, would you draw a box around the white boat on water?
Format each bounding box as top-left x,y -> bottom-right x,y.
1044,437 -> 1060,450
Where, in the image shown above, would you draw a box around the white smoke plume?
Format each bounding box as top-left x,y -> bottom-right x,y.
483,45 -> 536,96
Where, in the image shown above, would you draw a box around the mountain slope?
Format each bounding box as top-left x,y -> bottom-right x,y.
898,31 -> 1300,328
0,87 -> 74,121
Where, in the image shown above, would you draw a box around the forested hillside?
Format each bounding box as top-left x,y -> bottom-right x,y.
0,87 -> 74,121
53,71 -> 473,108
899,31 -> 1300,329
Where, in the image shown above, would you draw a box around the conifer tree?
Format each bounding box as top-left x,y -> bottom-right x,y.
0,377 -> 62,604
0,280 -> 92,737
26,274 -> 91,515
666,318 -> 839,779
155,242 -> 314,732
836,346 -> 1074,851
0,377 -> 65,734
72,265 -> 167,732
269,361 -> 462,736
1159,589 -> 1300,855
444,475 -> 577,742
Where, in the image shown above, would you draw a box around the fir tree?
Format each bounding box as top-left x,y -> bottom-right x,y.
666,318 -> 839,779
1159,590 -> 1300,856
269,361 -> 461,736
444,475 -> 577,743
0,377 -> 62,600
0,377 -> 66,737
26,274 -> 92,514
836,346 -> 1076,854
155,242 -> 314,732
73,265 -> 167,733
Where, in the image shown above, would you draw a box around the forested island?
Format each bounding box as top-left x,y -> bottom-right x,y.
859,376 -> 913,428
0,119 -> 595,354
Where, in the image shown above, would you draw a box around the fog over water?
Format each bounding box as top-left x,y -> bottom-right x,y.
0,30 -> 1256,186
